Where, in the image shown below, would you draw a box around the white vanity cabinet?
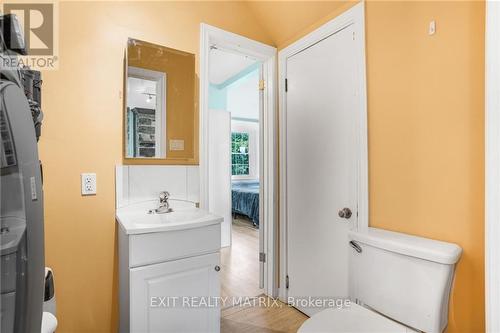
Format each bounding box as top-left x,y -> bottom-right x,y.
130,253 -> 220,332
117,202 -> 223,333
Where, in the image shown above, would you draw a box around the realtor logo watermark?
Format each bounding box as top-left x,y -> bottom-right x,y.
150,296 -> 352,310
1,1 -> 59,70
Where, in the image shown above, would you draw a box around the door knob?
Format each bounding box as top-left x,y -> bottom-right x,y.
338,208 -> 352,219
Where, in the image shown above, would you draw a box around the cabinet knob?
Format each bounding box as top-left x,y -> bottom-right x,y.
214,265 -> 221,272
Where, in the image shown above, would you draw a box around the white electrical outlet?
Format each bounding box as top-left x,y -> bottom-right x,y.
81,173 -> 97,196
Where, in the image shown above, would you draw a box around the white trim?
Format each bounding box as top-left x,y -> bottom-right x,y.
199,24 -> 278,297
278,2 -> 368,301
486,2 -> 500,332
127,66 -> 167,158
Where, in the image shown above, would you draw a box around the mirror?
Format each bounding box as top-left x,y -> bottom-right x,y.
125,38 -> 196,161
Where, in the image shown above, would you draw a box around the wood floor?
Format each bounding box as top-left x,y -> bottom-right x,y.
220,217 -> 308,332
221,296 -> 308,333
220,216 -> 264,299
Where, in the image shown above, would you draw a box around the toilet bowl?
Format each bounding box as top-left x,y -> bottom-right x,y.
298,228 -> 462,333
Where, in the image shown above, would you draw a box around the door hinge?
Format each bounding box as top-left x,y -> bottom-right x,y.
259,79 -> 265,91
353,31 -> 355,40
286,275 -> 290,289
259,252 -> 266,263
285,78 -> 288,92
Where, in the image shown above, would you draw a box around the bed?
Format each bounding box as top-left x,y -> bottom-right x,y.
231,180 -> 260,226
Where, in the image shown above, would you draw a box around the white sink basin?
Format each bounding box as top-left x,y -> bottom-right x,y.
116,200 -> 222,235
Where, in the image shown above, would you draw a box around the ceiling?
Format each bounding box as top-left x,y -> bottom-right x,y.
208,2 -> 353,84
209,48 -> 257,85
127,77 -> 157,109
243,1 -> 352,48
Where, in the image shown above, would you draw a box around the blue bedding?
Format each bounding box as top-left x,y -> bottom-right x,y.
232,180 -> 260,226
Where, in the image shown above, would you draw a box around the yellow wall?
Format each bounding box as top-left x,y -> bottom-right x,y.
365,2 -> 485,332
270,1 -> 485,332
41,1 -> 484,332
39,2 -> 271,331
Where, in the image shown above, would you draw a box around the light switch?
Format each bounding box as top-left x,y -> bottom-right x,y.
429,20 -> 436,35
81,173 -> 97,195
170,139 -> 185,151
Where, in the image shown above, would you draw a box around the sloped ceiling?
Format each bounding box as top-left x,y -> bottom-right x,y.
244,1 -> 354,49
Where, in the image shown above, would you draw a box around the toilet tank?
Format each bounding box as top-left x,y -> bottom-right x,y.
348,228 -> 462,333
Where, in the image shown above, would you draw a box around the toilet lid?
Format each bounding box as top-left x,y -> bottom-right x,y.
298,303 -> 413,333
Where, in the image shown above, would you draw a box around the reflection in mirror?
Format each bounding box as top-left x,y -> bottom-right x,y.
126,67 -> 166,158
125,38 -> 196,161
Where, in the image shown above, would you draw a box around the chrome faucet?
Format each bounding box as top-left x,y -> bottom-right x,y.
155,191 -> 173,214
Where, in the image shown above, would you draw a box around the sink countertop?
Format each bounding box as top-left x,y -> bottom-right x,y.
116,200 -> 223,235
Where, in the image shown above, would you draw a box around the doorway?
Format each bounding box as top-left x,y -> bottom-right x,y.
199,24 -> 278,299
208,47 -> 263,298
126,66 -> 167,158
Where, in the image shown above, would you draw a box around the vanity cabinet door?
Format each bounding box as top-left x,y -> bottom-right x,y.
130,252 -> 220,333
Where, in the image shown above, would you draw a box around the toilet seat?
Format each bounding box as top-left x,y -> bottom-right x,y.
298,303 -> 416,333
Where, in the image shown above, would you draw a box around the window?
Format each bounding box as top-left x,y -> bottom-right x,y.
231,132 -> 249,176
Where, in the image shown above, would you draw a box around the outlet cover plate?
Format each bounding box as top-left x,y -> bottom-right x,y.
81,173 -> 97,195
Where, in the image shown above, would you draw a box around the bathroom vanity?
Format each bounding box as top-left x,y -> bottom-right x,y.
118,35 -> 212,331
117,200 -> 222,332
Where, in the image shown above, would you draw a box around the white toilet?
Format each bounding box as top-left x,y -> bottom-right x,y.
299,228 -> 462,333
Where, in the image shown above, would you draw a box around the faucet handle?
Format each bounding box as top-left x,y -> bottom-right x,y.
159,191 -> 170,202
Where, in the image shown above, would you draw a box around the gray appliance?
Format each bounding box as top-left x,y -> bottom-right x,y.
1,14 -> 46,333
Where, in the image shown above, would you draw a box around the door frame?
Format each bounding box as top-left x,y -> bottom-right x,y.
127,66 -> 167,158
199,23 -> 278,297
485,1 -> 500,332
278,2 -> 368,301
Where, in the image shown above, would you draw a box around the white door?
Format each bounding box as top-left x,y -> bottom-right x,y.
130,253 -> 220,333
286,24 -> 360,315
209,109 -> 232,247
